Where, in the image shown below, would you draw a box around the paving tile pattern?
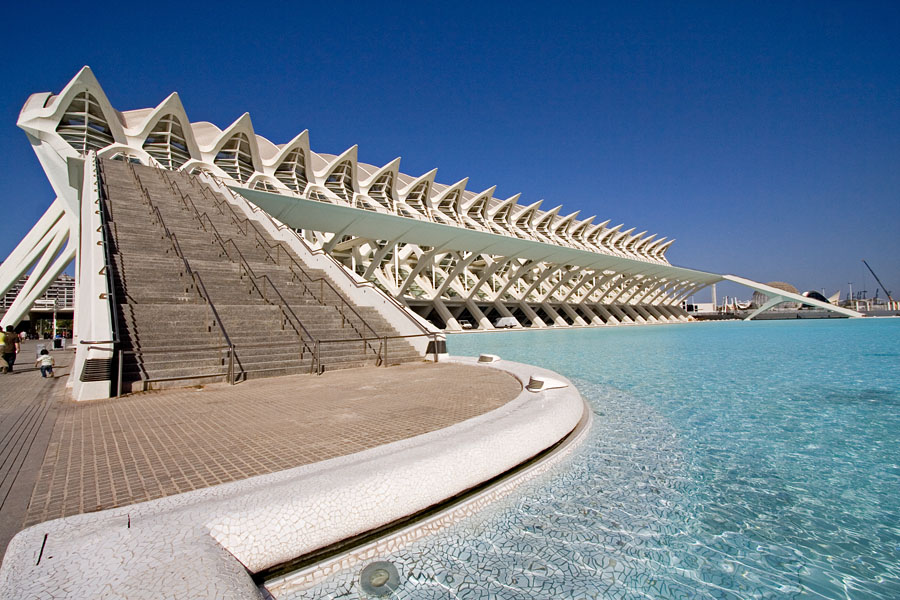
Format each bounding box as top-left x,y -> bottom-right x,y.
24,362 -> 520,526
0,341 -> 72,556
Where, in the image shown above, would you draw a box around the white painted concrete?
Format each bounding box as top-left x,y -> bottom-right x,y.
0,358 -> 586,599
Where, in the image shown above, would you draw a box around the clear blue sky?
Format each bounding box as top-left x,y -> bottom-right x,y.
2,1 -> 898,302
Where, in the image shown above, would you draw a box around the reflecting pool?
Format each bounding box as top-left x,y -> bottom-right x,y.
291,319 -> 900,599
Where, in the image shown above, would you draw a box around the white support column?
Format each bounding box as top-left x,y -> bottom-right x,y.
593,304 -> 619,324
466,255 -> 516,302
0,199 -> 74,328
576,303 -> 604,325
515,264 -> 563,302
517,302 -> 546,328
431,298 -> 460,330
70,154 -> 115,401
492,301 -> 515,319
632,305 -> 657,323
558,303 -> 588,326
619,305 -> 644,323
557,270 -> 596,303
539,302 -> 569,326
538,266 -> 583,304
644,305 -> 670,322
434,252 -> 479,298
576,273 -> 617,304
362,237 -> 404,280
570,304 -> 603,325
465,299 -> 493,330
609,304 -> 633,323
397,247 -> 440,296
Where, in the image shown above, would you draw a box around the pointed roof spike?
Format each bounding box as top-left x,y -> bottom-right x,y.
487,193 -> 521,223
533,204 -> 562,227
36,65 -> 128,144
511,199 -> 544,231
596,223 -> 623,245
552,210 -> 581,235
266,129 -> 310,167
463,185 -> 497,216
569,215 -> 595,237
359,156 -> 402,188
123,91 -> 201,159
397,168 -> 438,196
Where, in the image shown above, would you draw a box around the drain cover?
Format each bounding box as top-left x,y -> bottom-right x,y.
359,560 -> 400,596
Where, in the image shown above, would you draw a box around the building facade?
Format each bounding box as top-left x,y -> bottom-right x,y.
2,67 -> 855,335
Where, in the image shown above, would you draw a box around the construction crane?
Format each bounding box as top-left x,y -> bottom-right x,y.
862,260 -> 894,302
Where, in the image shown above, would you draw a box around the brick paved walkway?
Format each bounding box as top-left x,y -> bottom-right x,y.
0,340 -> 72,558
21,362 -> 520,529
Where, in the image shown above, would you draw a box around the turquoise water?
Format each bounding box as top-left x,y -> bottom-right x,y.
291,319 -> 900,599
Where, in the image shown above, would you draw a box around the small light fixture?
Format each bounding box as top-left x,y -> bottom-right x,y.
526,375 -> 568,392
360,560 -> 400,597
477,353 -> 501,363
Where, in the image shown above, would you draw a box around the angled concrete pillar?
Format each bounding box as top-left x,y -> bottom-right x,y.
432,298 -> 460,330
622,305 -> 646,323
465,299 -> 493,330
576,303 -> 604,326
592,304 -> 618,325
558,303 -> 588,326
539,302 -> 569,326
518,302 -> 546,328
608,304 -> 632,323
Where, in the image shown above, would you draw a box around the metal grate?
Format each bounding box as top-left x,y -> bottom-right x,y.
80,358 -> 112,382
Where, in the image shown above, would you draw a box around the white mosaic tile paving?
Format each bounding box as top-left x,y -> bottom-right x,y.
0,358 -> 585,599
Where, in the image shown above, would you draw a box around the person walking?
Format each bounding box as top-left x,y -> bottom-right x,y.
35,349 -> 55,378
2,325 -> 20,373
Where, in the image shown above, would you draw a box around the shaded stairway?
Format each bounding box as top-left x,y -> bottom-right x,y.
99,159 -> 421,391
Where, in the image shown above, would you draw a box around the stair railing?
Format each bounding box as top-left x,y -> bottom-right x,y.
141,165 -> 331,372
206,176 -> 436,341
158,172 -> 383,368
162,167 -> 442,368
191,210 -> 325,373
184,181 -> 383,347
127,163 -> 238,384
92,158 -> 124,396
173,168 -> 443,366
136,165 -> 323,375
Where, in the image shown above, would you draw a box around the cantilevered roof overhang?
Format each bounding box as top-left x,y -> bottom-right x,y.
236,187 -> 863,319
236,187 -> 723,285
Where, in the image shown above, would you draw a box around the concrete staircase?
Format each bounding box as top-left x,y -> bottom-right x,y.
99,159 -> 420,391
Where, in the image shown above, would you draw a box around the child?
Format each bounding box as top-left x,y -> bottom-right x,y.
35,349 -> 54,378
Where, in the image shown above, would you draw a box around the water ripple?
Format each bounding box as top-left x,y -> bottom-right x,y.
287,320 -> 900,599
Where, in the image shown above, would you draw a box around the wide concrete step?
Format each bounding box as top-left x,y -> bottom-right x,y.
99,158 -> 422,391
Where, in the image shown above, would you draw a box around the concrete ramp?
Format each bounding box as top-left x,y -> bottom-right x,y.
722,274 -> 863,319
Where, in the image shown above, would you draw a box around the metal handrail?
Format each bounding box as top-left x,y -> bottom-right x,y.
136,168 -> 328,372
153,171 -> 381,368
94,159 -> 122,341
212,231 -> 325,370
146,167 -> 443,369
179,177 -> 384,343
207,220 -> 338,373
173,193 -> 329,371
88,157 -> 126,396
129,164 -> 238,384
207,176 -> 436,338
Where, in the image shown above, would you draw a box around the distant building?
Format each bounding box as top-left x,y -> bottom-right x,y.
1,274 -> 74,317
751,282 -> 800,309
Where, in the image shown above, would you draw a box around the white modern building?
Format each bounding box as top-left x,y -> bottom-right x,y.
1,67 -> 858,345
